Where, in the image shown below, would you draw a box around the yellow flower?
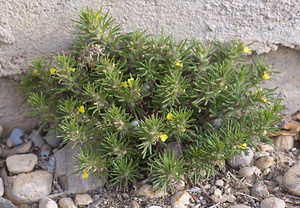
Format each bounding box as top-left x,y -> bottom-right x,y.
262,97 -> 268,103
122,81 -> 128,88
33,69 -> 38,74
95,13 -> 100,20
77,105 -> 85,114
180,128 -> 186,132
128,78 -> 134,87
50,68 -> 57,74
243,47 -> 250,53
262,71 -> 270,80
69,68 -> 76,72
166,113 -> 173,120
175,60 -> 183,67
159,134 -> 168,142
239,143 -> 247,149
82,170 -> 88,179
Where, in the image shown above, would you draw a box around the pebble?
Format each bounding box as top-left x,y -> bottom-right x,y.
39,197 -> 58,208
136,184 -> 168,198
260,197 -> 285,208
74,193 -> 92,206
250,183 -> 269,198
275,175 -> 284,187
275,135 -> 294,151
226,148 -> 253,168
255,156 -> 274,170
45,129 -> 62,148
0,177 -> 3,196
6,170 -> 53,204
171,191 -> 191,208
6,153 -> 38,174
214,188 -> 222,197
29,130 -> 45,149
148,206 -> 163,208
215,179 -> 224,187
58,197 -> 76,208
130,200 -> 140,208
40,144 -> 52,157
258,143 -> 274,152
284,162 -> 300,196
0,125 -> 3,138
6,139 -> 14,148
238,166 -> 260,177
9,128 -> 24,146
229,205 -> 251,208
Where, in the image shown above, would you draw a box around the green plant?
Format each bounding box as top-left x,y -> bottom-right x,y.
17,7 -> 284,192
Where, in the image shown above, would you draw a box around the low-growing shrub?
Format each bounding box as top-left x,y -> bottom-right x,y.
17,7 -> 284,192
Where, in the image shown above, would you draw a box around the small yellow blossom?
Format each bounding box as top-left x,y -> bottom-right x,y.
33,69 -> 38,74
166,113 -> 173,120
69,68 -> 76,72
95,13 -> 100,20
77,105 -> 85,114
159,134 -> 168,142
128,78 -> 134,87
262,97 -> 268,103
122,81 -> 128,88
82,170 -> 88,179
239,143 -> 247,149
243,47 -> 250,53
175,60 -> 183,68
262,71 -> 270,80
180,128 -> 186,132
50,68 -> 57,74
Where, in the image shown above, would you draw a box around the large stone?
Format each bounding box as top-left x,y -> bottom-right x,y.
0,196 -> 17,208
274,135 -> 294,151
5,170 -> 53,204
227,148 -> 253,168
6,153 -> 38,174
284,162 -> 300,196
39,197 -> 58,208
74,194 -> 92,206
260,197 -> 285,208
8,128 -> 24,146
58,197 -> 76,208
54,142 -> 103,194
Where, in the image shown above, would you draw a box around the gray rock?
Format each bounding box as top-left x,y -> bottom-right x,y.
260,197 -> 285,208
274,135 -> 294,151
227,148 -> 253,168
5,170 -> 53,204
29,130 -> 45,149
6,153 -> 38,174
54,142 -> 103,194
40,144 -> 52,157
45,130 -> 62,148
74,194 -> 92,206
255,156 -> 275,170
250,183 -> 269,198
58,197 -> 76,208
0,196 -> 17,208
171,191 -> 191,208
165,142 -> 182,160
9,128 -> 24,146
284,162 -> 300,196
39,197 -> 58,208
0,177 -> 3,196
39,156 -> 55,174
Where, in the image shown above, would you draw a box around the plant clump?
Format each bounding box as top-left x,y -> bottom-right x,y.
17,7 -> 284,192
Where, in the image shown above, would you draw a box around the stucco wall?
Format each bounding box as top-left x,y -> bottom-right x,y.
0,0 -> 300,136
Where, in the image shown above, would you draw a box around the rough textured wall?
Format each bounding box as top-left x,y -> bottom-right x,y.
0,0 -> 300,136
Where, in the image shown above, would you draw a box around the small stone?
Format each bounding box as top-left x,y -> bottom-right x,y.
29,130 -> 45,149
39,197 -> 58,208
260,197 -> 285,208
148,206 -> 163,208
256,156 -> 275,170
39,156 -> 55,174
5,170 -> 53,204
74,194 -> 92,206
275,135 -> 294,151
226,194 -> 236,203
258,144 -> 275,152
275,175 -> 284,187
9,128 -> 24,146
0,177 -> 4,196
58,197 -> 76,208
136,184 -> 167,198
284,162 -> 300,196
40,144 -> 52,157
0,196 -> 17,208
238,166 -> 258,177
229,205 -> 251,208
130,201 -> 140,208
227,148 -> 253,168
45,129 -> 62,148
250,183 -> 269,198
214,188 -> 222,197
165,142 -> 182,160
215,179 -> 224,187
0,126 -> 3,138
6,153 -> 38,174
171,191 -> 191,208
6,139 -> 14,148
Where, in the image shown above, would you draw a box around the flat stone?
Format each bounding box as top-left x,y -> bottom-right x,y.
39,197 -> 58,208
260,197 -> 285,208
5,170 -> 53,204
9,128 -> 24,146
0,141 -> 32,158
284,162 -> 300,196
0,177 -> 4,196
136,184 -> 168,199
227,148 -> 253,168
255,156 -> 275,170
6,153 -> 38,174
58,197 -> 76,208
250,183 -> 269,198
171,191 -> 191,208
54,142 -> 103,194
274,135 -> 294,151
0,196 -> 17,208
29,130 -> 45,149
74,194 -> 92,206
